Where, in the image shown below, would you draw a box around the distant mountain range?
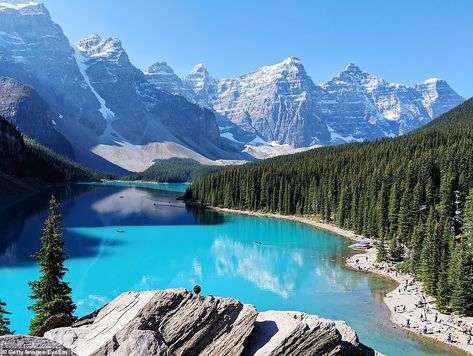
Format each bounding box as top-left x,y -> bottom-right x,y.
0,1 -> 465,172
147,58 -> 464,148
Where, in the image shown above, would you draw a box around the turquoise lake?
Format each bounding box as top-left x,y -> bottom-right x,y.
0,183 -> 461,355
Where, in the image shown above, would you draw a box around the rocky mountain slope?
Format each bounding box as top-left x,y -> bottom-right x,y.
148,58 -> 464,148
0,76 -> 72,156
24,288 -> 378,356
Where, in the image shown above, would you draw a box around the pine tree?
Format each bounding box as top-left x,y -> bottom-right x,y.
450,240 -> 473,314
377,234 -> 388,262
419,212 -> 440,295
0,300 -> 13,335
28,195 -> 76,336
376,183 -> 389,239
388,181 -> 400,239
436,250 -> 450,312
439,170 -> 455,219
463,188 -> 473,239
397,182 -> 416,244
409,224 -> 424,276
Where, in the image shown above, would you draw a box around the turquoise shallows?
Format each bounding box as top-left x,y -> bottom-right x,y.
0,184 -> 458,355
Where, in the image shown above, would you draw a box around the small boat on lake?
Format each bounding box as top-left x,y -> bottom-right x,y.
116,230 -> 126,233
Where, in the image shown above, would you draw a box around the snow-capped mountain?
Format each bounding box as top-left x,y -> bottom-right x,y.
0,1 -> 245,173
316,63 -> 464,143
183,64 -> 219,108
149,58 -> 464,148
144,61 -> 188,97
213,57 -> 330,147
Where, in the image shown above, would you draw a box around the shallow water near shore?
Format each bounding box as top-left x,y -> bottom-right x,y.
0,183 -> 464,355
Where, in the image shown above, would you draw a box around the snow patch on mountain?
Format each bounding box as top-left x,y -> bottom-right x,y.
0,1 -> 39,10
73,45 -> 122,144
73,46 -> 115,122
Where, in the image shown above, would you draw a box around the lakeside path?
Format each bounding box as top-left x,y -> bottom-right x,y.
213,207 -> 473,355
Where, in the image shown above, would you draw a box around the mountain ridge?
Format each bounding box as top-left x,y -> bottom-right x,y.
148,57 -> 464,148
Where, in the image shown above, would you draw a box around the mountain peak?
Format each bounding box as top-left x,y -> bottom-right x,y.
342,63 -> 363,74
144,61 -> 175,75
282,56 -> 302,65
323,63 -> 371,86
0,0 -> 47,14
422,77 -> 443,85
76,35 -> 126,63
190,63 -> 209,75
0,0 -> 39,8
82,33 -> 102,42
258,56 -> 307,78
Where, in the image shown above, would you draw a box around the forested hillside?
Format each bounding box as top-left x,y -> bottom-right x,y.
0,115 -> 102,193
187,98 -> 473,315
122,158 -> 226,183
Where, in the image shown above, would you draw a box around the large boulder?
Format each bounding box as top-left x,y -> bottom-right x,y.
245,311 -> 378,356
45,289 -> 258,356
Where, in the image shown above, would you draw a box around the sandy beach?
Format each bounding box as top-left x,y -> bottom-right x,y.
214,207 -> 473,355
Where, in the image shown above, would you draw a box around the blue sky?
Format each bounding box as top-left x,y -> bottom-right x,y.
42,0 -> 472,98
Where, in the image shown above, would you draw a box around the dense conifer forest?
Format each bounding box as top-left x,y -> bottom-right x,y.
123,158 -> 226,183
0,115 -> 103,187
187,98 -> 473,315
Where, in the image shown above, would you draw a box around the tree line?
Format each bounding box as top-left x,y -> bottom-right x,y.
122,158 -> 226,183
187,98 -> 473,315
0,114 -> 110,188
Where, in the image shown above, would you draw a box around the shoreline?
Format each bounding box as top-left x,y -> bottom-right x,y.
213,207 -> 366,243
100,179 -> 190,185
212,207 -> 473,355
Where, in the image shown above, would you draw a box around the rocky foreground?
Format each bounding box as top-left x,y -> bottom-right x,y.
0,289 -> 379,356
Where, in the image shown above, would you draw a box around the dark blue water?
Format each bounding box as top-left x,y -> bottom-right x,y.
0,183 -> 461,355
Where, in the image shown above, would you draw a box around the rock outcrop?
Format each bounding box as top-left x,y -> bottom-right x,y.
41,289 -> 378,356
0,335 -> 76,355
245,311 -> 377,356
